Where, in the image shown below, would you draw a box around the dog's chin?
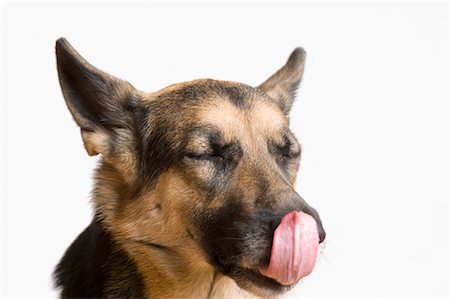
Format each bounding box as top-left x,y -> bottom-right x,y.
218,263 -> 295,297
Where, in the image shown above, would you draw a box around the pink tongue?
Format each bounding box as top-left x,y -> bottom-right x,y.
259,211 -> 320,285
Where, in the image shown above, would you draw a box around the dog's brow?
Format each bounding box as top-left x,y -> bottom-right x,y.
271,129 -> 300,150
188,127 -> 222,142
184,127 -> 226,152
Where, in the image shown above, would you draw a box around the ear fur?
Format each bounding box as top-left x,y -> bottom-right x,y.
258,48 -> 306,115
55,38 -> 138,157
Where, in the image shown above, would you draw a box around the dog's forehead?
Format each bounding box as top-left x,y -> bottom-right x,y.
143,79 -> 289,145
196,98 -> 287,141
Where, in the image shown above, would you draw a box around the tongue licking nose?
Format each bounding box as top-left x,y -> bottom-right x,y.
259,211 -> 320,286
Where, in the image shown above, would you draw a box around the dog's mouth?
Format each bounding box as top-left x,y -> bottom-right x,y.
221,263 -> 291,295
210,211 -> 321,295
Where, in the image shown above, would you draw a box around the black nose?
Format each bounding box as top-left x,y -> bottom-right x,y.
303,207 -> 326,243
318,224 -> 326,243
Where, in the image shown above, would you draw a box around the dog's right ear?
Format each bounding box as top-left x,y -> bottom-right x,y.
55,38 -> 139,159
258,48 -> 306,116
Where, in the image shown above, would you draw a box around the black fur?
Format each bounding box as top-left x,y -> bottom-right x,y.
56,38 -> 134,132
136,82 -> 252,188
54,221 -> 145,298
196,194 -> 326,292
218,85 -> 250,108
54,39 -> 325,298
196,204 -> 292,292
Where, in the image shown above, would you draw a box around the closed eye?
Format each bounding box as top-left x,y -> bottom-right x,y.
284,149 -> 301,159
185,152 -> 225,161
185,143 -> 235,162
274,143 -> 301,159
269,130 -> 301,161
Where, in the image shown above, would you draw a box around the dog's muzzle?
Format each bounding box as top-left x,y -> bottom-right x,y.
201,199 -> 326,291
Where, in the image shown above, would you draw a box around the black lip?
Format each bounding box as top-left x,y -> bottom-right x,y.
217,262 -> 294,294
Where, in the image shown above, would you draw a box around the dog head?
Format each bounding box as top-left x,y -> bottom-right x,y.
56,38 -> 325,297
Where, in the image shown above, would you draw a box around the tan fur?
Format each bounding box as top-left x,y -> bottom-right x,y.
55,39 -> 313,298
210,275 -> 266,299
89,96 -> 299,297
83,94 -> 301,298
95,166 -> 259,298
195,98 -> 289,165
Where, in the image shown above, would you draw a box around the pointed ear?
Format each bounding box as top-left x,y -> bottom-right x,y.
258,48 -> 306,115
55,38 -> 138,158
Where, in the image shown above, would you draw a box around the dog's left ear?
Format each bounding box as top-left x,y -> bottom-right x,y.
55,38 -> 143,183
258,48 -> 306,116
55,38 -> 139,156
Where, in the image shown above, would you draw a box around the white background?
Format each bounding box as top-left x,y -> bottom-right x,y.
1,1 -> 449,298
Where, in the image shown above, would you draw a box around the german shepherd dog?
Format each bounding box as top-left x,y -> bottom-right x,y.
54,38 -> 326,298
